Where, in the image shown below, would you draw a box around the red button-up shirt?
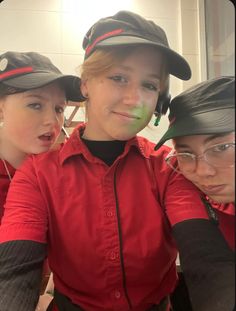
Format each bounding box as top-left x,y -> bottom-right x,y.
0,125 -> 210,311
0,160 -> 15,221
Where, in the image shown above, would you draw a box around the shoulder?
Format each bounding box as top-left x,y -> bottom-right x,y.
135,135 -> 171,158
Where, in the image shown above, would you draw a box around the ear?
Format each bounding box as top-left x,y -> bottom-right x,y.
80,80 -> 89,98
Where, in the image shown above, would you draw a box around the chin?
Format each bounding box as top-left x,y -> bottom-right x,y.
112,133 -> 135,141
207,194 -> 234,204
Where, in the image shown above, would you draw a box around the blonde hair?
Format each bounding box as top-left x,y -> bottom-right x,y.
80,46 -> 168,94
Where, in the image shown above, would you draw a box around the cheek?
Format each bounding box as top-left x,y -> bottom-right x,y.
4,113 -> 35,134
57,114 -> 64,126
140,102 -> 156,121
225,169 -> 235,184
181,173 -> 195,184
8,122 -> 34,137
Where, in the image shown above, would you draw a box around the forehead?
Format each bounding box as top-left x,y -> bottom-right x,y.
174,132 -> 235,148
112,46 -> 163,77
123,45 -> 162,63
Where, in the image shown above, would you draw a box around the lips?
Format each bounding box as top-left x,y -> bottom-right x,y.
38,132 -> 56,145
200,184 -> 226,195
114,111 -> 140,120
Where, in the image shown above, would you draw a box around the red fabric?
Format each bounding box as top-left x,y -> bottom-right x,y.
0,124 -> 211,311
85,29 -> 124,56
0,66 -> 33,80
0,160 -> 15,222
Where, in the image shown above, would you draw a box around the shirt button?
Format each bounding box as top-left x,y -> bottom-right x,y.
110,251 -> 118,260
114,290 -> 121,299
106,211 -> 113,217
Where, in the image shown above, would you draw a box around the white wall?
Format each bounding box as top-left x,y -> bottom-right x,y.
0,0 -> 201,146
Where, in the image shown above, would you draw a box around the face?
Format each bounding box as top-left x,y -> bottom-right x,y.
81,46 -> 162,141
173,133 -> 235,203
0,82 -> 66,159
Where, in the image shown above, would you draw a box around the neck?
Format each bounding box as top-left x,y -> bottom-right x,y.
0,132 -> 27,169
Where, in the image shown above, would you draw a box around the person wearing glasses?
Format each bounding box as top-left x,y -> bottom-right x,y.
155,76 -> 235,310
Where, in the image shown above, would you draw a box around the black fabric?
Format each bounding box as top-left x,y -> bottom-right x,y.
172,218 -> 235,311
46,299 -> 55,311
54,289 -> 84,311
53,289 -> 169,311
0,240 -> 46,311
170,272 -> 193,311
81,138 -> 126,166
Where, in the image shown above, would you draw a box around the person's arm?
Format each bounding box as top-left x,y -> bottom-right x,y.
158,160 -> 235,311
0,156 -> 49,311
172,219 -> 235,311
0,240 -> 46,311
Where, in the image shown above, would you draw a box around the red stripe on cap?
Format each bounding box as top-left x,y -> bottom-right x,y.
0,66 -> 33,80
85,29 -> 124,56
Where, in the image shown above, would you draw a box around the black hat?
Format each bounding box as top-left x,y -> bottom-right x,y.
82,10 -> 191,80
155,76 -> 235,150
0,51 -> 84,102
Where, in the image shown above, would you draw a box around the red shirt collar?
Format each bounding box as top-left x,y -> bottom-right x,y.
59,123 -> 155,165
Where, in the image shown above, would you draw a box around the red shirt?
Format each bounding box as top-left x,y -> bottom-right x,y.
0,160 -> 15,221
0,125 -> 210,311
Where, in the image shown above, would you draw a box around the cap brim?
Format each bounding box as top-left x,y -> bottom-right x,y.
96,35 -> 191,80
155,108 -> 235,150
3,72 -> 84,102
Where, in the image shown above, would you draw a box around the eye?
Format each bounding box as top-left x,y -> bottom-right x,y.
176,153 -> 195,162
55,105 -> 65,114
108,75 -> 127,84
211,143 -> 232,153
27,103 -> 41,110
142,82 -> 158,91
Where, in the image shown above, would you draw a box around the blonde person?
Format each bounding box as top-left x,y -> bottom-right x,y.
156,76 -> 235,310
0,51 -> 82,215
0,11 -> 234,311
0,51 -> 82,310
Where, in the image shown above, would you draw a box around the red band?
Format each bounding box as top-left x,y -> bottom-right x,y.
85,29 -> 124,56
0,66 -> 33,80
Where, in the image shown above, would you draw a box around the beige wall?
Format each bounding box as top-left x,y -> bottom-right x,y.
0,0 -> 201,145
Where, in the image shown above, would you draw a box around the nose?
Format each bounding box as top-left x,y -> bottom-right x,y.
195,156 -> 216,176
123,83 -> 141,106
43,107 -> 60,127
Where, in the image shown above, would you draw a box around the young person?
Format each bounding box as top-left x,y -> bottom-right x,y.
0,12 -> 234,311
0,51 -> 83,310
0,51 -> 82,218
155,76 -> 235,310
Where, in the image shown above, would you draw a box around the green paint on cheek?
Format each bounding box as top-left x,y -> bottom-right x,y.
140,105 -> 151,120
127,105 -> 152,133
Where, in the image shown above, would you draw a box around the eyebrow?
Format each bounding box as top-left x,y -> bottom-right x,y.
175,133 -> 233,149
115,65 -> 161,80
204,133 -> 232,143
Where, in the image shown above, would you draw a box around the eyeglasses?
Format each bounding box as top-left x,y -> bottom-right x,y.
165,142 -> 235,174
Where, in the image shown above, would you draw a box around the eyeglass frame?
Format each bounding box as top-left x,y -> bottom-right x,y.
165,142 -> 235,174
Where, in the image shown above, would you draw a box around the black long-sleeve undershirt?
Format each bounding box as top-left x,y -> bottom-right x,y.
173,218 -> 235,311
0,240 -> 46,311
